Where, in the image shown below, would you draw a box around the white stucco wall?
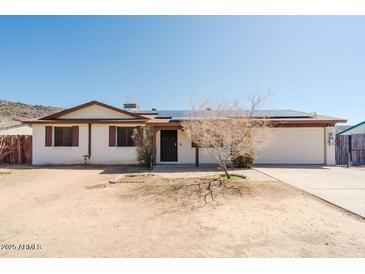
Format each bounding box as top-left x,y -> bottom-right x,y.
32,124 -> 89,165
256,127 -> 325,164
155,130 -> 217,164
59,105 -> 132,119
33,123 -> 336,166
32,124 -> 138,165
156,127 -> 333,165
325,126 -> 336,165
88,124 -> 138,165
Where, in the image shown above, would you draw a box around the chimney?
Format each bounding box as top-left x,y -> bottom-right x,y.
123,103 -> 139,112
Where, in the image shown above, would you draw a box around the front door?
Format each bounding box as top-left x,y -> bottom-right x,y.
160,130 -> 178,162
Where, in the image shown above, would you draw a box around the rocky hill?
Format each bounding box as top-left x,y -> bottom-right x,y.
0,100 -> 64,123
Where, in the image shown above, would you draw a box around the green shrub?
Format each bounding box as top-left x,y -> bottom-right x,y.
232,155 -> 254,168
132,126 -> 153,167
137,150 -> 152,167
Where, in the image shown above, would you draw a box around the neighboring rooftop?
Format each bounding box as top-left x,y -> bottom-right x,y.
336,125 -> 352,134
0,124 -> 32,135
0,120 -> 21,128
337,121 -> 365,135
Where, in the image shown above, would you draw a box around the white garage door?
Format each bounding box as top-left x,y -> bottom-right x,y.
255,127 -> 325,164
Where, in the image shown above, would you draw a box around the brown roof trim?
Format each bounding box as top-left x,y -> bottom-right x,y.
146,120 -> 182,127
269,119 -> 345,125
22,119 -> 148,124
268,116 -> 347,124
135,112 -> 158,115
39,100 -> 146,120
146,119 -> 343,128
153,126 -> 183,130
23,119 -> 339,128
271,123 -> 336,128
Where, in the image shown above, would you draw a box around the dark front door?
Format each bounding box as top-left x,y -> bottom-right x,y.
160,130 -> 178,162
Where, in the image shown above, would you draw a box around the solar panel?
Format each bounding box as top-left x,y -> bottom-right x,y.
140,109 -> 315,120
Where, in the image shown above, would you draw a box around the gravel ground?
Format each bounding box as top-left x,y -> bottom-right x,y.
0,165 -> 364,258
151,164 -> 275,180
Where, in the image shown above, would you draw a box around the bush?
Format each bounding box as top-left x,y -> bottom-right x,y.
231,155 -> 254,168
137,150 -> 152,167
132,126 -> 153,167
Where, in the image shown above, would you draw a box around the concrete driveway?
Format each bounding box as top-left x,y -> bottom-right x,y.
255,165 -> 365,218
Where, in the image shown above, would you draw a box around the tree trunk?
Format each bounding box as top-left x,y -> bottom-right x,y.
220,159 -> 230,179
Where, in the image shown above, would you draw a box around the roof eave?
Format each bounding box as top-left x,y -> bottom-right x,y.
22,118 -> 148,124
145,117 -> 347,127
38,100 -> 146,120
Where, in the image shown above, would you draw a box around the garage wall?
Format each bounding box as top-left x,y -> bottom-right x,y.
255,127 -> 325,164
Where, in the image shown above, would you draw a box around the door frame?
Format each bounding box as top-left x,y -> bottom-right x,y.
160,130 -> 178,162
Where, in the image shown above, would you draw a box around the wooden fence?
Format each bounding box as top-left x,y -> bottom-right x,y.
336,134 -> 365,166
0,135 -> 32,164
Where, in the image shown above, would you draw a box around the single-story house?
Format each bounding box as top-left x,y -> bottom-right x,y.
22,100 -> 347,166
336,121 -> 365,136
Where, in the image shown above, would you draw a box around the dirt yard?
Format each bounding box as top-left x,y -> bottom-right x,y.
0,165 -> 365,258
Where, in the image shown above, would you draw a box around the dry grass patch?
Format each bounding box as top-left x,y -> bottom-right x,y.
0,171 -> 11,175
101,174 -> 301,214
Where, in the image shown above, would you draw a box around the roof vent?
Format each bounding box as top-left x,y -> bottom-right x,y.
123,103 -> 139,112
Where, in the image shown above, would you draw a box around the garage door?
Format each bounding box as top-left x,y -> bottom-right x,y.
255,128 -> 325,164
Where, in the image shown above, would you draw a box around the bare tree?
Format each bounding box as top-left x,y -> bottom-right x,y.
0,136 -> 10,162
182,96 -> 272,178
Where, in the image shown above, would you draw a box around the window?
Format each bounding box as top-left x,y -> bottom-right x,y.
54,127 -> 72,147
117,127 -> 135,147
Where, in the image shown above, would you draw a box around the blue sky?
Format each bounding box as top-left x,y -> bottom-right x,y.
0,16 -> 364,124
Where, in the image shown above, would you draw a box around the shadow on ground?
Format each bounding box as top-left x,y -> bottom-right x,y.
254,164 -> 330,170
152,164 -> 252,174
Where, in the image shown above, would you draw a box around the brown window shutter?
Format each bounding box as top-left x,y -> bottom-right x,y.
72,126 -> 79,147
109,126 -> 116,146
45,126 -> 52,147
